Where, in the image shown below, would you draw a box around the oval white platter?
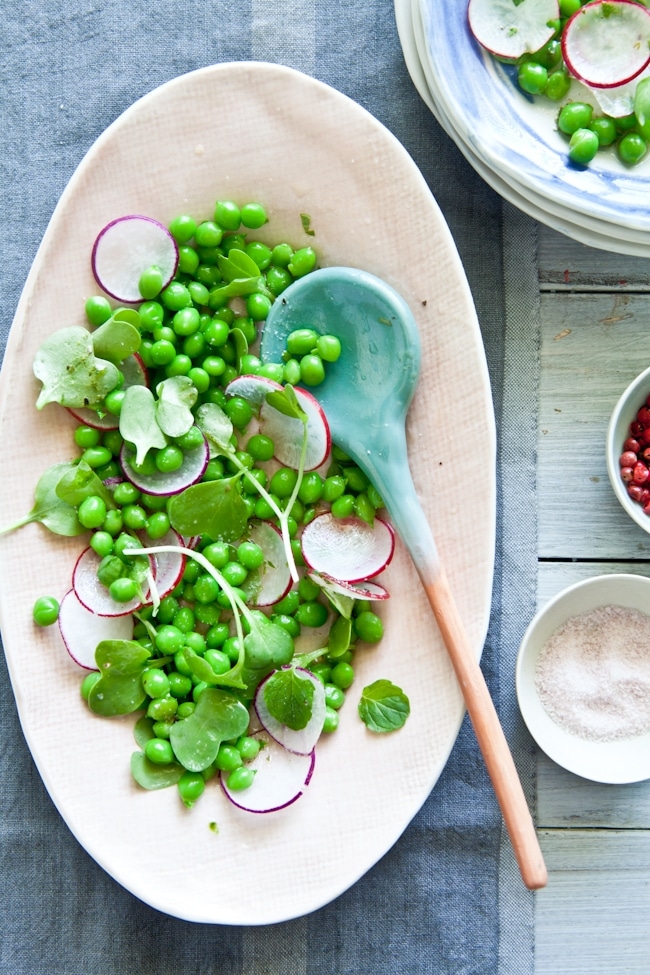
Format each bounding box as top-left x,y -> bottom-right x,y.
0,62 -> 496,924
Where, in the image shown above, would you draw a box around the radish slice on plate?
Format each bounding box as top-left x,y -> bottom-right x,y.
67,352 -> 148,430
72,546 -> 152,617
254,668 -> 326,755
562,0 -> 650,89
246,521 -> 292,607
91,215 -> 179,304
259,386 -> 330,471
301,513 -> 395,582
120,435 -> 209,495
220,731 -> 315,813
225,374 -> 282,408
58,588 -> 134,668
308,571 -> 390,601
467,0 -> 559,60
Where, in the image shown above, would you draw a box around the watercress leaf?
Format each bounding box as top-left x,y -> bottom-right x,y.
264,384 -> 307,421
133,715 -> 156,749
300,213 -> 315,236
195,402 -> 234,456
119,384 -> 167,466
217,248 -> 261,282
0,461 -> 87,537
263,668 -> 314,731
358,679 -> 410,733
168,476 -> 248,541
183,646 -> 246,690
55,459 -> 115,509
33,325 -> 120,410
155,375 -> 197,437
91,316 -> 141,364
244,616 -> 294,669
327,615 -> 353,658
231,327 -> 248,373
311,575 -> 354,619
87,639 -> 151,716
169,688 -> 249,772
130,751 -> 184,790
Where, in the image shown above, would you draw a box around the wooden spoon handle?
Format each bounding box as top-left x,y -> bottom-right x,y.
423,568 -> 548,891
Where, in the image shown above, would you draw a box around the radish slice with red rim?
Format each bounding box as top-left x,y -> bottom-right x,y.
245,521 -> 292,607
67,352 -> 148,430
91,215 -> 179,304
259,386 -> 330,471
220,730 -> 315,813
562,0 -> 650,89
72,546 -> 152,617
308,570 -> 390,601
58,588 -> 134,668
120,435 -> 209,495
254,667 -> 326,755
467,0 -> 559,61
301,513 -> 395,582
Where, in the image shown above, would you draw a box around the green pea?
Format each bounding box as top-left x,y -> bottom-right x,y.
589,117 -> 618,147
74,424 -> 101,449
257,361 -> 285,383
146,511 -> 171,539
206,622 -> 230,648
224,395 -> 253,430
265,266 -> 292,296
269,467 -> 298,498
194,573 -> 221,604
223,636 -> 244,662
568,128 -> 599,165
202,541 -> 231,568
282,358 -> 302,386
155,445 -> 184,473
246,241 -> 272,268
102,509 -> 123,536
558,102 -> 593,135
78,495 -> 108,529
287,328 -> 319,355
139,300 -> 165,331
177,701 -> 196,718
85,296 -> 112,326
221,561 -> 248,587
150,339 -> 177,366
184,631 -> 206,655
112,481 -> 140,506
173,306 -> 200,336
33,595 -> 60,626
517,61 -> 548,96
144,738 -> 175,765
216,744 -> 243,772
354,610 -> 384,643
544,67 -> 571,102
139,265 -> 164,299
246,293 -> 272,321
240,202 -> 267,229
204,648 -> 232,675
274,590 -> 300,615
178,770 -> 205,807
80,671 -> 101,700
155,625 -> 185,654
235,735 -> 261,761
90,530 -> 114,558
288,246 -> 316,278
322,475 -> 346,502
271,613 -> 301,638
299,354 -> 325,386
142,668 -> 171,699
237,541 -> 265,570
322,706 -> 339,733
160,281 -> 192,311
169,214 -> 197,243
214,200 -> 241,230
173,606 -> 196,634
225,766 -> 256,791
109,577 -> 138,603
331,494 -> 355,518
618,132 -> 648,165
325,683 -> 345,710
81,446 -> 112,470
294,601 -> 328,628
270,242 -> 294,267
331,661 -> 354,689
147,694 -> 178,721
316,334 -> 341,362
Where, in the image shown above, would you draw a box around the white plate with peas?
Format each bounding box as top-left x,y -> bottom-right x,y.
0,62 -> 496,924
410,0 -> 650,254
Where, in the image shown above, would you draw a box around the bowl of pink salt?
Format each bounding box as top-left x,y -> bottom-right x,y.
516,573 -> 650,783
606,365 -> 650,533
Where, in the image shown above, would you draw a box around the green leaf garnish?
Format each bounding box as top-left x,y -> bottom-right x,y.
86,639 -> 151,716
243,615 -> 294,670
167,476 -> 248,541
263,668 -> 315,731
195,402 -> 235,456
91,315 -> 141,364
300,213 -> 315,236
169,688 -> 249,772
130,751 -> 184,790
0,461 -> 85,537
119,384 -> 167,466
155,375 -> 197,438
264,384 -> 306,421
55,459 -> 115,510
358,679 -> 410,733
33,325 -> 121,410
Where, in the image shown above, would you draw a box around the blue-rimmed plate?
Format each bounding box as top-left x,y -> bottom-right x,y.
411,0 -> 650,247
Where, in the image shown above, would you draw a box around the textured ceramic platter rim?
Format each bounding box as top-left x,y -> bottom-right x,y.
516,575 -> 650,785
0,62 -> 496,924
417,0 -> 650,236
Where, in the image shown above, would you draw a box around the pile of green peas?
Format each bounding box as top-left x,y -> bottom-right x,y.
511,0 -> 650,167
35,199 -> 389,808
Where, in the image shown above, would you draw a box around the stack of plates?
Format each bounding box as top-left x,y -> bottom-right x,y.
395,0 -> 650,257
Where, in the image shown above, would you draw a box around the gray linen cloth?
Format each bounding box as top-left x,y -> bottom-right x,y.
0,1 -> 540,972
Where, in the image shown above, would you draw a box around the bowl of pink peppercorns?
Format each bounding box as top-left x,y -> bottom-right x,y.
607,366 -> 650,533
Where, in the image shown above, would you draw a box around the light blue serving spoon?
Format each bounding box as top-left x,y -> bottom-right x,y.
261,266 -> 547,890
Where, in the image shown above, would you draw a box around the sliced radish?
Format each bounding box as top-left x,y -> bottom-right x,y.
72,546 -> 152,617
225,374 -> 283,408
301,513 -> 395,583
140,528 -> 186,601
562,0 -> 650,89
66,352 -> 148,430
120,435 -> 209,496
246,521 -> 292,607
260,386 -> 330,472
308,571 -> 390,601
254,668 -> 326,755
91,215 -> 179,304
467,0 -> 559,60
220,730 -> 315,813
58,588 -> 134,668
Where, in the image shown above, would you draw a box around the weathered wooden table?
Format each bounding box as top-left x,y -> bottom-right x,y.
535,223 -> 650,973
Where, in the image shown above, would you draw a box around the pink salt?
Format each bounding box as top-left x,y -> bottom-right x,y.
534,604 -> 650,742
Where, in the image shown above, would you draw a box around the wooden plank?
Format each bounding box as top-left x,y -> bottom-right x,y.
538,224 -> 650,291
538,292 -> 650,559
536,830 -> 650,975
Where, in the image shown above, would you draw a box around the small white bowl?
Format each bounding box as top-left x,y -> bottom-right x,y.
516,574 -> 650,784
606,365 -> 650,534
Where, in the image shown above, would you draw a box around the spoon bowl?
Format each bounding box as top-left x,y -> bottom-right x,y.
262,266 -> 548,890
